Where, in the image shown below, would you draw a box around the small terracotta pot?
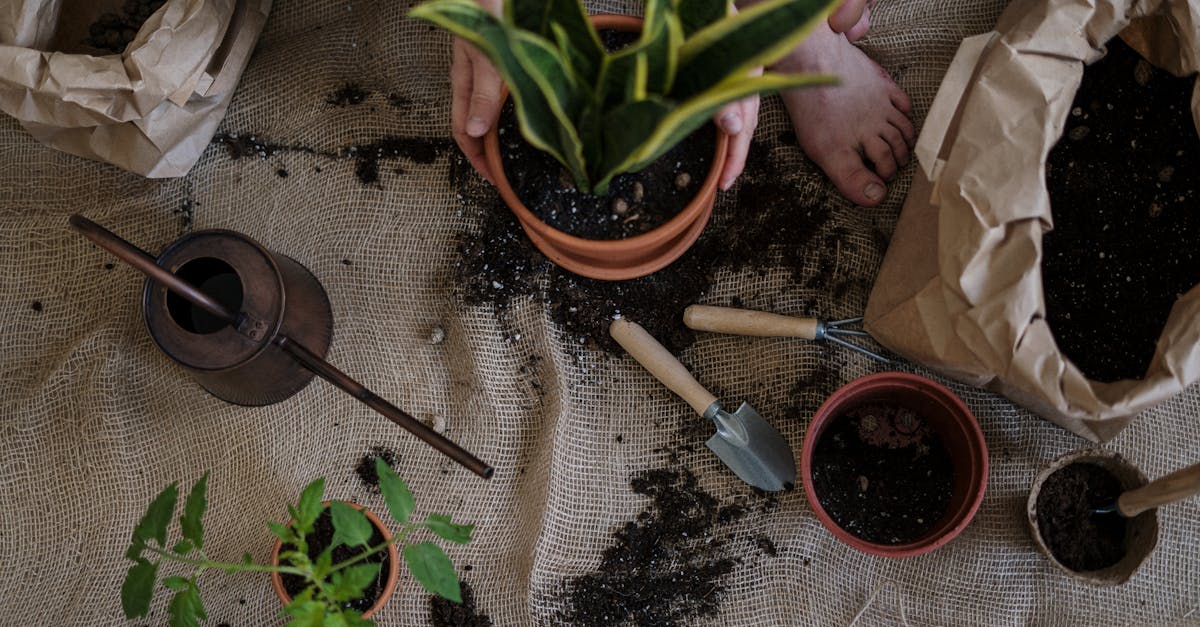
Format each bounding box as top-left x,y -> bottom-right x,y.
801,372 -> 989,558
1026,449 -> 1159,586
483,13 -> 730,281
269,501 -> 400,619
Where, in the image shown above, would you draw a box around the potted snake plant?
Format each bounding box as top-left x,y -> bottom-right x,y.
411,0 -> 838,280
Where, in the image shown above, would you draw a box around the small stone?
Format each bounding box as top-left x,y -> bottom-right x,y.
674,172 -> 692,189
1068,126 -> 1090,141
612,197 -> 629,216
1134,60 -> 1153,86
429,325 -> 446,345
857,476 -> 869,492
1071,107 -> 1082,117
1158,166 -> 1175,183
859,415 -> 879,432
1149,202 -> 1163,218
631,181 -> 645,203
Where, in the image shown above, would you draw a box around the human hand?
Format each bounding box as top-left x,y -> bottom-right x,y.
449,0 -> 503,183
714,66 -> 763,191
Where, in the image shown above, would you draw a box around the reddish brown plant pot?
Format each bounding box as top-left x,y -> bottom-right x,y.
269,502 -> 400,619
801,372 -> 988,557
483,13 -> 730,281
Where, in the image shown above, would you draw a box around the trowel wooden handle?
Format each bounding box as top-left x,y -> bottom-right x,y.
1118,461 -> 1200,517
610,318 -> 717,417
684,305 -> 819,340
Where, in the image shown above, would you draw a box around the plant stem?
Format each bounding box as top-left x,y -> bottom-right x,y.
326,525 -> 411,573
146,546 -> 305,576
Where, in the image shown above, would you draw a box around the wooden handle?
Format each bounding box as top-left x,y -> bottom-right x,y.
683,305 -> 819,339
1118,462 -> 1200,517
610,318 -> 717,416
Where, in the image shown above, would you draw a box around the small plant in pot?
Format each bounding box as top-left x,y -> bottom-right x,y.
121,459 -> 473,626
411,0 -> 839,280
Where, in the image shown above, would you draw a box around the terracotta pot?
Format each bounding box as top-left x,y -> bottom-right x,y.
1026,449 -> 1158,586
801,372 -> 988,558
269,501 -> 400,619
483,14 -> 730,281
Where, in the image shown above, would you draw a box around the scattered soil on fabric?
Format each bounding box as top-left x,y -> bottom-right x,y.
279,508 -> 389,613
1042,37 -> 1200,382
1035,462 -> 1128,572
810,403 -> 953,544
86,0 -> 165,53
354,446 -> 399,490
559,467 -> 777,626
211,133 -> 450,188
429,580 -> 493,627
454,132 -> 854,356
30,301 -> 43,313
328,84 -> 370,107
497,101 -> 715,239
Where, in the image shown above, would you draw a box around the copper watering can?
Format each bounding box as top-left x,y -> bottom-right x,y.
70,215 -> 493,479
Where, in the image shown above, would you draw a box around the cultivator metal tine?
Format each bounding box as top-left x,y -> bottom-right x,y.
823,333 -> 891,363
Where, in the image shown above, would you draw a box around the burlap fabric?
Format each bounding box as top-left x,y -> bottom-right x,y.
1,0 -> 1196,625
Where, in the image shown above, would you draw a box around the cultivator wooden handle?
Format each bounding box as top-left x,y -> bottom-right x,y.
1117,461 -> 1200,517
684,305 -> 819,339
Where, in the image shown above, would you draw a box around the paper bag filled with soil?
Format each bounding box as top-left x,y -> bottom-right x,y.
0,0 -> 270,177
865,0 -> 1200,443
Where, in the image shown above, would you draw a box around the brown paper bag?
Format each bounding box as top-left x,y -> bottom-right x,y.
0,0 -> 270,177
865,0 -> 1200,442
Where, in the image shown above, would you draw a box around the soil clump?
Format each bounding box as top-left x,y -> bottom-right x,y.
354,446 -> 399,490
328,84 -> 370,107
1035,462 -> 1128,572
279,508 -> 389,613
429,581 -> 493,627
1042,37 -> 1200,382
810,403 -> 953,544
86,0 -> 165,53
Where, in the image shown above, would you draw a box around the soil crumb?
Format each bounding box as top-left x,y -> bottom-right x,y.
429,580 -> 493,627
328,83 -> 370,107
86,0 -> 166,53
355,446 -> 399,490
558,467 -> 762,626
1043,37 -> 1200,382
1036,462 -> 1128,572
811,403 -> 954,544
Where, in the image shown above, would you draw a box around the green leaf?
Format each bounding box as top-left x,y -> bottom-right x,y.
268,521 -> 295,544
329,563 -> 382,603
167,581 -> 206,627
423,514 -> 475,545
243,552 -> 254,565
375,458 -> 414,525
674,0 -> 835,98
120,559 -> 158,619
163,576 -> 189,591
403,542 -> 461,603
282,599 -> 328,627
506,0 -> 603,83
329,501 -> 373,549
180,472 -> 208,551
132,482 -> 179,550
172,540 -> 194,555
509,29 -> 588,183
677,0 -> 729,36
295,478 -> 326,535
313,546 -> 334,582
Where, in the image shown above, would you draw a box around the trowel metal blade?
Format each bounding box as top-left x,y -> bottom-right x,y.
705,402 -> 796,492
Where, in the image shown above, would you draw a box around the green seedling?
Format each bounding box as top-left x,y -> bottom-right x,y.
121,459 -> 474,627
410,0 -> 839,195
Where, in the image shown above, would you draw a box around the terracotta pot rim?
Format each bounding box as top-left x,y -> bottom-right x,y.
269,501 -> 401,619
800,372 -> 989,558
482,13 -> 729,278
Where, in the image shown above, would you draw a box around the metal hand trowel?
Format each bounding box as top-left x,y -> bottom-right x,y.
609,318 -> 796,491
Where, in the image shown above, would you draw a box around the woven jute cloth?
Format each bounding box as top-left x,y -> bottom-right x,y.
1,0 -> 1197,624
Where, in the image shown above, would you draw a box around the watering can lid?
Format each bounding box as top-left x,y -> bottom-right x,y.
143,230 -> 285,371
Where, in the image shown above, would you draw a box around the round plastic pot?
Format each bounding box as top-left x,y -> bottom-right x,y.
483,13 -> 730,281
1026,448 -> 1158,585
269,501 -> 400,619
801,372 -> 989,557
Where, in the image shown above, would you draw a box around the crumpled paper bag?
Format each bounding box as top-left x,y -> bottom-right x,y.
865,0 -> 1200,442
0,0 -> 270,177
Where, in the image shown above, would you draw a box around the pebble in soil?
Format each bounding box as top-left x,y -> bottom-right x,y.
1042,37 -> 1200,382
429,580 -> 494,627
86,0 -> 166,53
279,509 -> 389,613
558,467 -> 779,627
1035,462 -> 1128,572
810,403 -> 954,544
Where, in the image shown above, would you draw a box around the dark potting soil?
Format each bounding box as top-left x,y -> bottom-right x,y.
1035,462 -> 1128,572
354,446 -> 399,490
328,83 -> 370,107
497,102 -> 715,240
810,403 -> 954,544
86,0 -> 166,53
429,580 -> 493,627
279,508 -> 390,613
1042,37 -> 1200,382
559,467 -> 777,626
